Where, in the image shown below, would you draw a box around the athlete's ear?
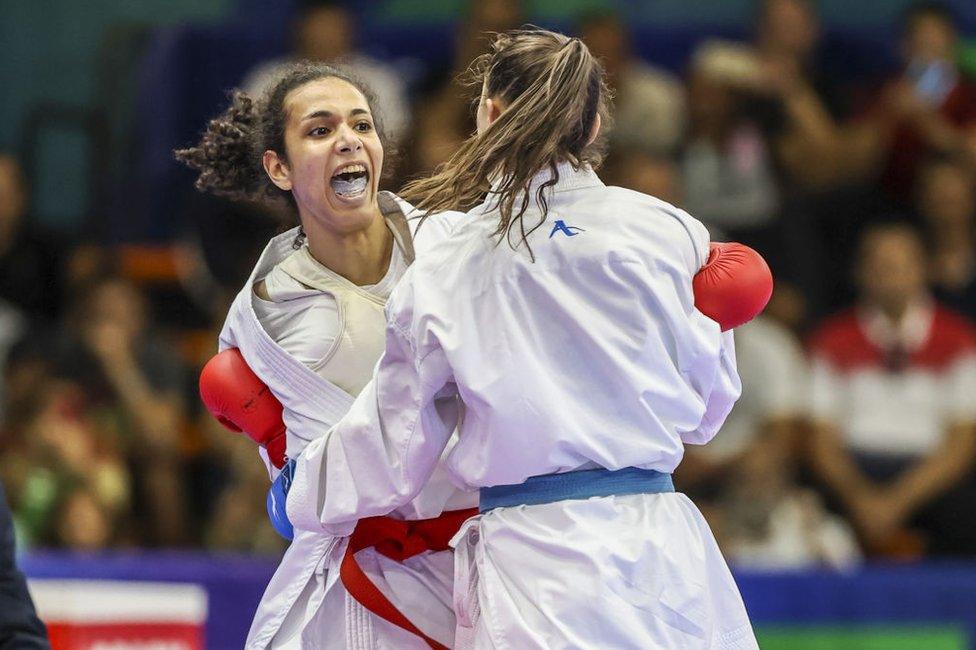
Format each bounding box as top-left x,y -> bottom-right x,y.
485,98 -> 503,126
586,113 -> 602,147
264,150 -> 292,191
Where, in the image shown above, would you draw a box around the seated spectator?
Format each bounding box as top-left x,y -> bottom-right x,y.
203,430 -> 287,554
53,274 -> 189,546
242,1 -> 410,143
404,0 -> 525,177
579,9 -> 686,155
682,5 -> 854,324
51,486 -> 116,551
680,315 -> 807,491
448,0 -> 525,85
752,0 -> 849,191
682,0 -> 847,221
0,154 -> 65,324
841,2 -> 976,204
808,223 -> 976,556
678,314 -> 861,569
712,434 -> 862,570
682,40 -> 781,239
0,300 -> 25,423
603,148 -> 683,207
916,157 -> 976,319
2,373 -> 130,549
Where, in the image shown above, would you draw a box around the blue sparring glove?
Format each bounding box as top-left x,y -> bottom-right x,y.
267,458 -> 296,540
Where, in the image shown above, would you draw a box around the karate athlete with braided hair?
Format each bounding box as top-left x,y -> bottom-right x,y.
285,29 -> 769,649
177,62 -> 477,649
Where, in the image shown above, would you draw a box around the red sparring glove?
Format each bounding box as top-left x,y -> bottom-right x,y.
693,242 -> 773,331
199,348 -> 287,468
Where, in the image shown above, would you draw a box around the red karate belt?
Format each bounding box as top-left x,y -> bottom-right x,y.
340,508 -> 478,650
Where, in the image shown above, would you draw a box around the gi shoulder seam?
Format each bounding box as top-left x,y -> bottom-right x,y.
665,210 -> 704,270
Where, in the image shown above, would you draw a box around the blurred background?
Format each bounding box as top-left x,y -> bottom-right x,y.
2,0 -> 976,647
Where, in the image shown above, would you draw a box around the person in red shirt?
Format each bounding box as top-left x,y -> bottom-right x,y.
842,3 -> 976,204
808,223 -> 976,556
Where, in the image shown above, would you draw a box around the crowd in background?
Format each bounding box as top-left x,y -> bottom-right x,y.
1,0 -> 975,569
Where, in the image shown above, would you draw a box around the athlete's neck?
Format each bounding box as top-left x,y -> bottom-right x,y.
302,210 -> 393,286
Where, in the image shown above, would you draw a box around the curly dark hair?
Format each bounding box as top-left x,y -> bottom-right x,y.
175,61 -> 389,213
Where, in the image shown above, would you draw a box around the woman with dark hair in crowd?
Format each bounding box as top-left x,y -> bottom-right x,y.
178,62 -> 475,649
285,29 -> 762,647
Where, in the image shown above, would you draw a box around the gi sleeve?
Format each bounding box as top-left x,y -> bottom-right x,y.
681,329 -> 739,445
286,272 -> 459,535
668,211 -> 742,445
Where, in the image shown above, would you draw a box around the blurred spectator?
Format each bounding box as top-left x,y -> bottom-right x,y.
676,316 -> 860,569
779,2 -> 976,316
52,487 -> 115,552
681,0 -> 846,228
681,316 -> 807,490
755,0 -> 821,76
178,301 -> 282,551
842,2 -> 976,203
679,315 -> 861,569
579,9 -> 686,155
682,40 -> 781,238
450,0 -> 525,83
712,434 -> 862,570
180,194 -> 281,324
242,1 -> 410,143
808,223 -> 976,556
604,149 -> 683,207
0,155 -> 65,324
53,275 -> 189,546
752,0 -> 850,191
916,157 -> 976,319
2,372 -> 130,550
0,335 -> 57,458
0,303 -> 25,424
682,1 -> 855,324
404,0 -> 525,177
203,430 -> 286,554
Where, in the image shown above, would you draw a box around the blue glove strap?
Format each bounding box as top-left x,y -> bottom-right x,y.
267,458 -> 296,540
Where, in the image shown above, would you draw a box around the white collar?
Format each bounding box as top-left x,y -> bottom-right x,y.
480,162 -> 604,214
858,297 -> 934,352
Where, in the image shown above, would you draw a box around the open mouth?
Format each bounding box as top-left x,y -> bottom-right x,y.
330,163 -> 369,199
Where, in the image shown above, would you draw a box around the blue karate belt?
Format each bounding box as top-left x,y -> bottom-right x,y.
479,466 -> 674,513
267,458 -> 297,540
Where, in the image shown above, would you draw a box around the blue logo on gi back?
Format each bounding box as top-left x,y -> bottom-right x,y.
549,220 -> 585,238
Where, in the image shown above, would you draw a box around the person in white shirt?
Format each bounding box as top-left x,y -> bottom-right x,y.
681,315 -> 805,488
178,62 -> 474,649
241,2 -> 410,144
286,30 -> 757,648
679,318 -> 860,570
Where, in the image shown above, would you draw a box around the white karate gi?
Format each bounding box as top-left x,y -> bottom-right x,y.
219,194 -> 475,649
289,164 -> 757,648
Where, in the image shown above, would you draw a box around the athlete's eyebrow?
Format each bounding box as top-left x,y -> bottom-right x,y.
302,110 -> 334,121
302,108 -> 371,121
